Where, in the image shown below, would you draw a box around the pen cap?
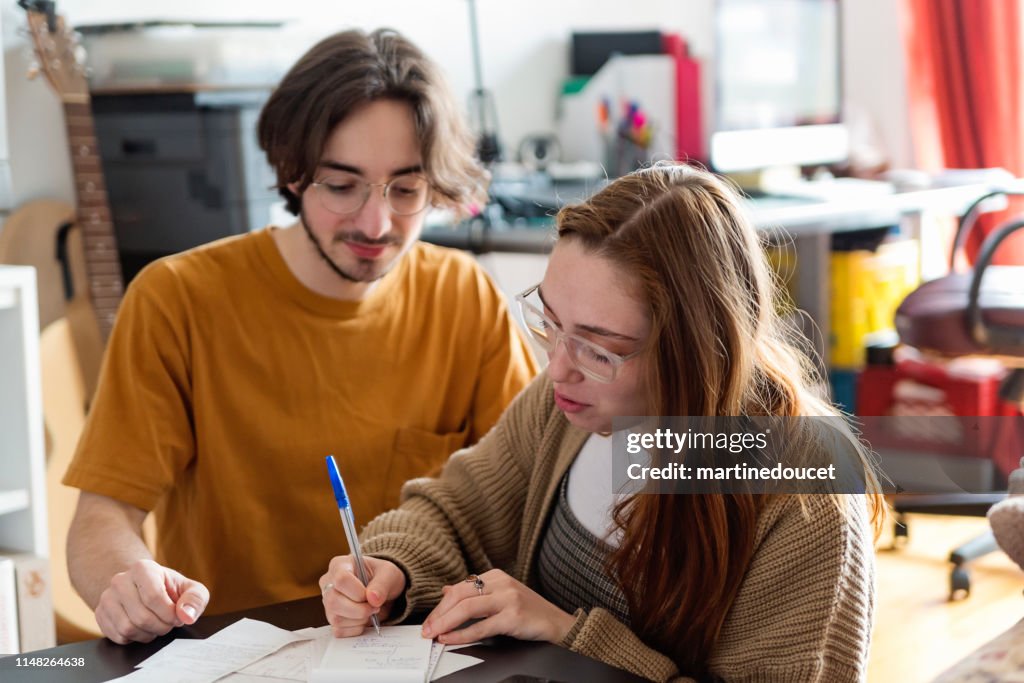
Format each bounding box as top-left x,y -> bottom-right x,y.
326,455 -> 350,509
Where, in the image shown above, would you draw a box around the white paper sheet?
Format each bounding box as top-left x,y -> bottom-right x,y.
104,619 -> 484,683
425,641 -> 445,681
306,626 -> 332,677
229,639 -> 310,680
108,618 -> 312,683
220,625 -> 333,682
430,651 -> 484,681
217,675 -> 298,683
309,625 -> 433,683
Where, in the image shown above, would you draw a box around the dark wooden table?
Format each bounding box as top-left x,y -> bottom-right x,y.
0,596 -> 648,682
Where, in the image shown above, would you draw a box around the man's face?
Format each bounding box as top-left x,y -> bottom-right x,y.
291,99 -> 428,284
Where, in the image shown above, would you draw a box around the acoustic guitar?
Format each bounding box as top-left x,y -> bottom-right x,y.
9,0 -> 134,642
0,208 -> 97,638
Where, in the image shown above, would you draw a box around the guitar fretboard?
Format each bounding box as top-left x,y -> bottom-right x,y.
64,100 -> 123,340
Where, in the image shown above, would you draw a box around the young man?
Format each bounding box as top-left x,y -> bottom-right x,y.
63,29 -> 537,645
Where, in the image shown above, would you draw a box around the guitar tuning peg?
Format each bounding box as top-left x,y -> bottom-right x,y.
26,60 -> 40,80
74,45 -> 87,65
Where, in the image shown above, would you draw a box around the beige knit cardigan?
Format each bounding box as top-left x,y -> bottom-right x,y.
361,374 -> 875,682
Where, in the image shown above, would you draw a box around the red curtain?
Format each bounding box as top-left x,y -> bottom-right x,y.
902,0 -> 1024,264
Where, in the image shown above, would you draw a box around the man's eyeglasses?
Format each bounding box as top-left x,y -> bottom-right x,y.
310,172 -> 432,216
514,284 -> 642,383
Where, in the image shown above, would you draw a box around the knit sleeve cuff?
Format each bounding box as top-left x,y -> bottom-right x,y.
564,607 -> 682,682
364,546 -> 451,623
558,608 -> 588,648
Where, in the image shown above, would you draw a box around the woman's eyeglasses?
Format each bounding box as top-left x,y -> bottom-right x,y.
514,285 -> 641,383
310,172 -> 432,216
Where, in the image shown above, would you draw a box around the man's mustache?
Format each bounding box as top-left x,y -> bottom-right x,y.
331,232 -> 401,247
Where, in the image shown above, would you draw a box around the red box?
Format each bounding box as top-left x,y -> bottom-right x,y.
856,350 -> 1023,478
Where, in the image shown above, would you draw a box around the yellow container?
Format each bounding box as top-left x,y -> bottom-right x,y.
830,240 -> 920,368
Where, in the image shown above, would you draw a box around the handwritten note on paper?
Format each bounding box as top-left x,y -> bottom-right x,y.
310,625 -> 433,683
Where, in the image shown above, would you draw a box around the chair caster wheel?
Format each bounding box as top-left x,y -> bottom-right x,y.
950,566 -> 971,601
891,515 -> 909,549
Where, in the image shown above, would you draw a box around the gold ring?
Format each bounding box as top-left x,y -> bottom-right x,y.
465,574 -> 484,596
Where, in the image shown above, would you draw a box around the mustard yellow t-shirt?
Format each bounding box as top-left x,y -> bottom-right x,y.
63,228 -> 538,614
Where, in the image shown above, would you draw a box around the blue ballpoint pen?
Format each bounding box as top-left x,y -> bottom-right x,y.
326,455 -> 382,636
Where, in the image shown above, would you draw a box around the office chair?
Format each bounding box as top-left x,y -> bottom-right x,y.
891,197 -> 1024,599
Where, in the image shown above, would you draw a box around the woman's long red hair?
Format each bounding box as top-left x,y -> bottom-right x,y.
555,164 -> 885,677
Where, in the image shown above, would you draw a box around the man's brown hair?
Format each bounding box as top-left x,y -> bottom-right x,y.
258,28 -> 487,216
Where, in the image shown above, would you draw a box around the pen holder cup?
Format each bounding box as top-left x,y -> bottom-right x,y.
604,131 -> 653,178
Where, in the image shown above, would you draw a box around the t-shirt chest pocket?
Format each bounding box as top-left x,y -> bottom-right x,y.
384,425 -> 471,510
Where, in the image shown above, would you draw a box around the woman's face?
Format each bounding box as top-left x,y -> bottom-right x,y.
538,240 -> 652,433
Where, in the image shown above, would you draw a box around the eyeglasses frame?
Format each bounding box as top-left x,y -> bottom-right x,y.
309,173 -> 433,217
514,284 -> 642,383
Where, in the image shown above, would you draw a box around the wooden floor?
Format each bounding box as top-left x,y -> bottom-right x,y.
870,513 -> 1024,682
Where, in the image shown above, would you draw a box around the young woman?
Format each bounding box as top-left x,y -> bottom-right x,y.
320,163 -> 885,682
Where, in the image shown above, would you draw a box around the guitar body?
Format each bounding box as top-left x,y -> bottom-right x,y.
39,318 -> 99,640
0,199 -> 76,331
0,200 -> 104,398
1,201 -> 108,639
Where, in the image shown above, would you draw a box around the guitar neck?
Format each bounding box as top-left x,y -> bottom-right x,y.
63,100 -> 123,341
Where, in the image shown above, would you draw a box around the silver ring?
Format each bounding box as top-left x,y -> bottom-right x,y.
465,574 -> 484,596
322,582 -> 334,595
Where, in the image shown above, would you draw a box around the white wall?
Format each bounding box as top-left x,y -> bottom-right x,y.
0,0 -> 912,222
842,0 -> 913,169
1,2 -> 77,212
58,0 -> 711,162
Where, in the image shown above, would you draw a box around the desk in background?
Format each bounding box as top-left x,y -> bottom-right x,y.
0,596 -> 647,682
424,181 -> 1016,370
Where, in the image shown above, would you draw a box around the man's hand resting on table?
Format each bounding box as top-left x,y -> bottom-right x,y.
95,559 -> 209,644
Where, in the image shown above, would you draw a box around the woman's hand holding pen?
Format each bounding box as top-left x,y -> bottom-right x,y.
95,559 -> 209,644
420,569 -> 576,645
320,555 -> 406,637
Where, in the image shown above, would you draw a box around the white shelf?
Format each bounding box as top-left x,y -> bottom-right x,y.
0,265 -> 47,558
0,489 -> 30,516
0,244 -> 54,656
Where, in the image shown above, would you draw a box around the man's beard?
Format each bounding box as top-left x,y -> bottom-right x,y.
299,209 -> 403,284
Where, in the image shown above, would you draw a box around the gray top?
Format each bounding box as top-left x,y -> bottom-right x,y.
536,473 -> 631,626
